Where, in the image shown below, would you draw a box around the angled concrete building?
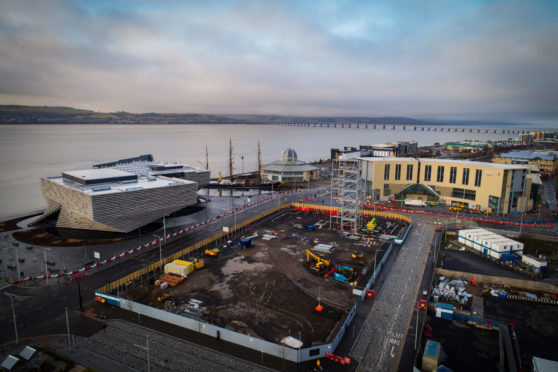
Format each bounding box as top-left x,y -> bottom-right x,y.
35,168 -> 198,233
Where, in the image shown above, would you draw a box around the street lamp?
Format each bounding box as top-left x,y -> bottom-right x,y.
44,248 -> 52,285
4,292 -> 18,344
153,235 -> 162,263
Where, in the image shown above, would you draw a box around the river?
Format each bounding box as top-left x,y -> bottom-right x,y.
0,124 -> 520,219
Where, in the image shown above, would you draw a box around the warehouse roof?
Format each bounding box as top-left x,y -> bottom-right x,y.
498,150 -> 557,161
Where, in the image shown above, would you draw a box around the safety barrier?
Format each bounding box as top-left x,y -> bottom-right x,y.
11,189 -> 303,285
364,204 -> 554,228
97,202 -> 288,294
94,201 -> 408,363
506,294 -> 558,305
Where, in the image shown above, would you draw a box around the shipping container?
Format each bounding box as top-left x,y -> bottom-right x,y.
164,262 -> 190,277
522,254 -> 547,270
172,260 -> 194,274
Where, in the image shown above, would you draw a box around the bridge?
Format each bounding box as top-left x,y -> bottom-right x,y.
249,122 -> 529,134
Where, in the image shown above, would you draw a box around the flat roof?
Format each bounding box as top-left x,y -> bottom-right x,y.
358,157 -> 530,169
47,175 -> 196,195
63,168 -> 137,182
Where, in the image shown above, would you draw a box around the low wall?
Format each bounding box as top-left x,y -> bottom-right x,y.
435,268 -> 558,293
95,203 -> 409,363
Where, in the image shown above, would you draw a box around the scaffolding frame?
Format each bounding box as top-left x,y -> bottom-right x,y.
330,157 -> 363,234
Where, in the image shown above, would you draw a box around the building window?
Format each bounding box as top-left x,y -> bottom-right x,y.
384,164 -> 390,180
383,183 -> 390,195
449,167 -> 457,184
424,165 -> 431,182
475,169 -> 482,187
436,166 -> 444,183
462,168 -> 469,185
395,164 -> 401,180
452,188 -> 476,201
406,164 -> 413,181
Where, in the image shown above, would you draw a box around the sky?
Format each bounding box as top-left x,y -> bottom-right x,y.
1,0 -> 557,125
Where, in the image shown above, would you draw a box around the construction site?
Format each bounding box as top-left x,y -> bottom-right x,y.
93,157 -> 412,362
120,207 -> 407,347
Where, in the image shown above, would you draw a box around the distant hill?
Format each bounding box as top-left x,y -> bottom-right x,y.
0,105 -> 522,127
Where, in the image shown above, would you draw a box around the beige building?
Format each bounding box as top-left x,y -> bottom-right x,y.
492,150 -> 558,175
360,157 -> 539,213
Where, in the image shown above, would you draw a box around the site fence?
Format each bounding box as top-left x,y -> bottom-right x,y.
97,203 -> 285,294
95,203 -> 411,362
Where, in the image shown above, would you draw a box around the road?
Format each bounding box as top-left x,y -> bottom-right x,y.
351,222 -> 434,371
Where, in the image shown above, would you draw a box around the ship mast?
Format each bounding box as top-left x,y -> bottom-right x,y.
258,141 -> 262,183
229,137 -> 234,181
197,145 -> 209,171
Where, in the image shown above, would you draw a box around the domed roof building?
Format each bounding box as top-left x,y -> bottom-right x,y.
262,148 -> 319,182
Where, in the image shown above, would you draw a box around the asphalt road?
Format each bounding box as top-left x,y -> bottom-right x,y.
351,222 -> 435,371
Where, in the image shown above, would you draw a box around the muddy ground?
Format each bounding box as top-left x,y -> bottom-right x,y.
483,295 -> 558,364
128,210 -> 399,347
425,316 -> 500,372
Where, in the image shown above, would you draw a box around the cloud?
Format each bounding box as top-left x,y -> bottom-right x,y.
0,0 -> 557,124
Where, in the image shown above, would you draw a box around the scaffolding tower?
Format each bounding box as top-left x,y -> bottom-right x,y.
330,158 -> 363,234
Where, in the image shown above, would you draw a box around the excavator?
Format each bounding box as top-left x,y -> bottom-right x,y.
306,249 -> 331,275
205,248 -> 219,257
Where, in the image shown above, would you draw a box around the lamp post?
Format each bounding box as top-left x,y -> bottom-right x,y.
4,292 -> 18,344
153,235 -> 162,264
135,335 -> 150,372
14,244 -> 21,282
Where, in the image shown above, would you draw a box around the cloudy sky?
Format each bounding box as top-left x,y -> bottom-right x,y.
1,0 -> 557,124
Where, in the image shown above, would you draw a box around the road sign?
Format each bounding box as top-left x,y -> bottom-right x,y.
223,226 -> 229,232
94,251 -> 100,259
418,299 -> 427,309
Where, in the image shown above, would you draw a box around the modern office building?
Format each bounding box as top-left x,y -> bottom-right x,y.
34,168 -> 199,233
262,148 -> 318,182
359,157 -> 538,213
493,150 -> 558,175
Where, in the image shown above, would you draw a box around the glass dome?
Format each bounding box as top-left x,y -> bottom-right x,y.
281,148 -> 298,163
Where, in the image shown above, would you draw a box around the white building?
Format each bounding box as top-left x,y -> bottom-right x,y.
458,228 -> 523,259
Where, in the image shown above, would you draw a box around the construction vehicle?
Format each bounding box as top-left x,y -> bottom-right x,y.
237,237 -> 255,249
306,249 -> 331,275
157,293 -> 172,302
352,251 -> 364,260
205,248 -> 219,257
361,217 -> 377,233
193,258 -> 205,270
333,266 -> 354,282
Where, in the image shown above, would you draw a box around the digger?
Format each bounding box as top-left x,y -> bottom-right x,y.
306,249 -> 331,275
205,248 -> 219,257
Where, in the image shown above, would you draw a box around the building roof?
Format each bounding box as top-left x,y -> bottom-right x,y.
499,150 -> 557,161
47,174 -> 196,195
262,163 -> 318,172
263,147 -> 318,172
358,157 -> 530,170
281,148 -> 298,163
62,169 -> 137,185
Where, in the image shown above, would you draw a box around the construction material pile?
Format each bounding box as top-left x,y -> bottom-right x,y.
431,276 -> 472,305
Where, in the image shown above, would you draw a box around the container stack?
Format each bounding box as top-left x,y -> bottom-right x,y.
458,228 -> 523,260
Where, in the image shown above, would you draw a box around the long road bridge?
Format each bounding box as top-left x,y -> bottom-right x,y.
250,122 -> 529,134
